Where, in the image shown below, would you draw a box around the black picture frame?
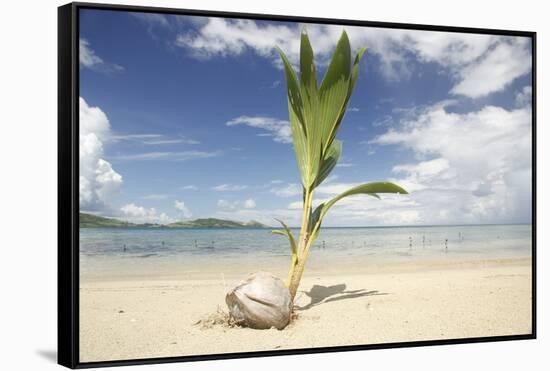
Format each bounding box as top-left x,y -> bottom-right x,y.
58,2 -> 537,369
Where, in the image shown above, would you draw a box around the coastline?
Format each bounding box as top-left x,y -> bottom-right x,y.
79,255 -> 532,362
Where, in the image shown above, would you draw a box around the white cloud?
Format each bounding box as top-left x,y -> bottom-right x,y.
141,194 -> 170,200
119,203 -> 174,224
143,139 -> 196,145
371,101 -> 532,224
450,38 -> 532,98
177,20 -> 531,97
115,150 -> 219,161
111,133 -> 200,145
244,199 -> 256,209
79,97 -> 123,211
79,38 -> 124,73
515,85 -> 533,107
392,158 -> 452,192
217,199 -> 235,210
79,39 -> 103,68
176,18 -> 296,61
226,116 -> 292,143
212,184 -> 248,192
218,198 -> 256,211
180,185 -> 198,191
270,183 -> 302,197
372,114 -> 393,127
174,200 -> 192,218
287,201 -> 303,210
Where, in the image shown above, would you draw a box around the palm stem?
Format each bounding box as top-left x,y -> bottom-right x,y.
286,253 -> 298,287
288,188 -> 314,299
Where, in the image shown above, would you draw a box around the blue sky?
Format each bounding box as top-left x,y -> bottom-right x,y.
79,9 -> 533,227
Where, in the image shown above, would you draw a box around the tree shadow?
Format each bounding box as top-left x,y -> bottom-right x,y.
295,283 -> 387,311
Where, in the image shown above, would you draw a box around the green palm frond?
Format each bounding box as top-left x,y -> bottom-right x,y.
277,29 -> 367,189
271,218 -> 297,256
309,182 -> 408,234
275,28 -> 408,299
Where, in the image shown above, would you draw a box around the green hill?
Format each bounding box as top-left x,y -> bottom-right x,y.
79,213 -> 268,229
79,213 -> 143,228
167,218 -> 268,229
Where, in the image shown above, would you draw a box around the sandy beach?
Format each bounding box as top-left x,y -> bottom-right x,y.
79,255 -> 532,362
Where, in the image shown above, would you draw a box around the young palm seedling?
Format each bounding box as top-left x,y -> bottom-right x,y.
274,28 -> 408,300
225,28 -> 407,330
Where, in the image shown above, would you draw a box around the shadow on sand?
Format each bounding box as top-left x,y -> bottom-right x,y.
295,283 -> 387,311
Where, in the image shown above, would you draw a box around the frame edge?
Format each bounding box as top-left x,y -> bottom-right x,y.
58,2 -> 78,369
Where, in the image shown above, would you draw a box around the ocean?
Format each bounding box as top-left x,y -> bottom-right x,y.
80,224 -> 532,265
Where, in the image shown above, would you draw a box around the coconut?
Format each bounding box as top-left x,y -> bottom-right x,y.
225,271 -> 292,330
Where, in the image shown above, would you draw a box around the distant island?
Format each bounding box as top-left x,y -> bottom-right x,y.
79,212 -> 269,229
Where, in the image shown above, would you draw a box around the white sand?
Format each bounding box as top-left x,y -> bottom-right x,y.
79,256 -> 532,362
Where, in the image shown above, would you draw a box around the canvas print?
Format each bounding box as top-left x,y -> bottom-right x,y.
78,7 -> 533,363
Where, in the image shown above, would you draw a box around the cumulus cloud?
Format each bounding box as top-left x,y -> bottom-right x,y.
176,18 -> 296,61
180,185 -> 198,191
226,116 -> 292,143
79,97 -> 123,211
450,38 -> 532,98
79,38 -> 124,73
244,199 -> 256,209
371,101 -> 532,224
176,19 -> 531,97
174,200 -> 192,218
119,203 -> 174,224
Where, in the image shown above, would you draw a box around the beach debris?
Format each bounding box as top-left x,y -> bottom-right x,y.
225,271 -> 292,330
194,306 -> 237,330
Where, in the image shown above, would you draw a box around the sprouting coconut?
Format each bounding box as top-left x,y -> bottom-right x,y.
226,27 -> 407,329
